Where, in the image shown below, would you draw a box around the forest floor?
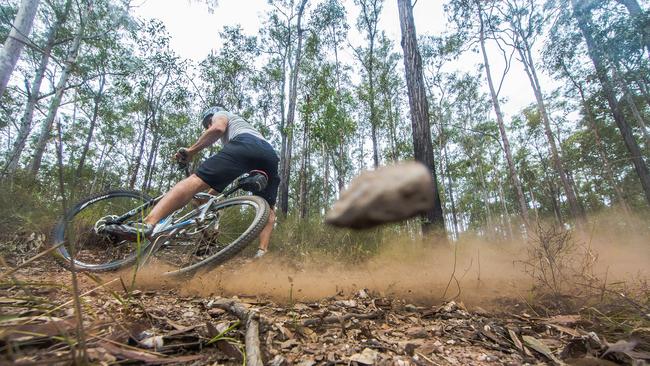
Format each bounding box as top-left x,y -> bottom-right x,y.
1,252 -> 649,366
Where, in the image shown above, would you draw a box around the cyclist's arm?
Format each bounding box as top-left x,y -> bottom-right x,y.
187,115 -> 228,156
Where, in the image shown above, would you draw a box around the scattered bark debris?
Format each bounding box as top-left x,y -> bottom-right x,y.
1,260 -> 648,365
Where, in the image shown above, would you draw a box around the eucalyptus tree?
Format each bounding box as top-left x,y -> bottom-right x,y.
259,0 -> 309,216
0,0 -> 40,97
125,20 -> 187,190
353,0 -> 383,168
3,0 -> 72,175
310,0 -> 352,194
500,0 -> 584,221
199,25 -> 259,116
570,0 -> 650,204
278,0 -> 308,216
446,0 -> 531,228
374,34 -> 404,164
397,0 -> 445,235
28,0 -> 91,177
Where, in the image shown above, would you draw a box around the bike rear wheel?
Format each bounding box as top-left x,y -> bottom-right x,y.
52,190 -> 154,272
151,195 -> 270,277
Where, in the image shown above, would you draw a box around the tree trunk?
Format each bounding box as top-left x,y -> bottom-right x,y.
572,0 -> 650,205
143,124 -> 160,192
75,74 -> 106,182
28,7 -> 86,177
358,0 -> 380,168
129,117 -> 149,189
611,66 -> 650,148
517,42 -> 584,221
55,118 -> 67,212
477,6 -> 530,228
562,61 -> 631,213
0,0 -> 40,97
397,0 -> 445,235
443,143 -> 459,239
278,0 -> 308,216
298,100 -> 310,220
3,0 -> 71,175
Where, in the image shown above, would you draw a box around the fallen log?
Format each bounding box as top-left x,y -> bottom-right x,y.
301,310 -> 384,327
211,298 -> 263,366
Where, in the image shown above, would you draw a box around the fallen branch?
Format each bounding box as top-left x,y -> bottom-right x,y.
301,310 -> 384,327
211,298 -> 263,366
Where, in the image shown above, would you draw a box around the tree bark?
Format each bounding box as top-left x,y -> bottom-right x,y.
572,0 -> 650,205
477,6 -> 530,227
278,0 -> 308,216
397,0 -> 445,235
0,0 -> 40,97
298,98 -> 310,220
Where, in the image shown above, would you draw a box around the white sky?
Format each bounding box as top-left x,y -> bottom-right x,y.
131,0 -> 554,121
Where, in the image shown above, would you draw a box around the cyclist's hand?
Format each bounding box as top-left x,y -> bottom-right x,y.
175,148 -> 191,162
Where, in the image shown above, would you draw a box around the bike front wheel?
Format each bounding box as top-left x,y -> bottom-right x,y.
152,195 -> 270,277
52,190 -> 154,272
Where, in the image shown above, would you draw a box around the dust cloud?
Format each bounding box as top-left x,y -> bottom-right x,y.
122,213 -> 650,307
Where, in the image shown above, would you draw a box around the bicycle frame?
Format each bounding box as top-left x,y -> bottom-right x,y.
107,175 -> 245,239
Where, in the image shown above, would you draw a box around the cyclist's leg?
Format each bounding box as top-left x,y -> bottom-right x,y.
258,207 -> 276,251
248,141 -> 280,252
145,174 -> 210,225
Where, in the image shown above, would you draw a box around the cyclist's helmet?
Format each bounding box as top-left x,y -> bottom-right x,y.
201,106 -> 226,129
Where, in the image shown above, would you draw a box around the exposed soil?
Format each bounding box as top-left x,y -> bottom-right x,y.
1,254 -> 648,365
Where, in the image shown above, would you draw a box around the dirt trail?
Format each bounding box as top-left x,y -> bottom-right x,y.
1,214 -> 649,364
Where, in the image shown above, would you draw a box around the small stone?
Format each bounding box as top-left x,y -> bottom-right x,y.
406,327 -> 428,338
404,304 -> 418,312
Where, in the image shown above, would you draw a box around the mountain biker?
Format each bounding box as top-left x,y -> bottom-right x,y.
104,106 -> 280,258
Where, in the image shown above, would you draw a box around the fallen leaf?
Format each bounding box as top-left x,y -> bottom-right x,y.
522,335 -> 563,365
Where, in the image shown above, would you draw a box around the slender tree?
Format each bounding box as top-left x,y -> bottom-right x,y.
0,0 -> 40,96
571,0 -> 650,205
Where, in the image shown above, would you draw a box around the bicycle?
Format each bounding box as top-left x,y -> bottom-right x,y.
52,153 -> 271,277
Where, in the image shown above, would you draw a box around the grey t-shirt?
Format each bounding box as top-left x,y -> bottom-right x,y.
213,111 -> 265,145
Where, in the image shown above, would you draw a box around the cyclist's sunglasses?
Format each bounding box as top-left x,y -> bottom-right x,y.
202,114 -> 213,130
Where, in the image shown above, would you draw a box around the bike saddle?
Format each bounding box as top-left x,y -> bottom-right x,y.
238,170 -> 268,192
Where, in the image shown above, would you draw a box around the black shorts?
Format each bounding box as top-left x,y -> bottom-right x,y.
196,133 -> 280,207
